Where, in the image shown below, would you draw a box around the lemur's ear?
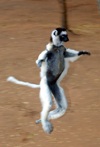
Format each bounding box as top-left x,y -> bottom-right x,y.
51,30 -> 58,41
54,30 -> 58,36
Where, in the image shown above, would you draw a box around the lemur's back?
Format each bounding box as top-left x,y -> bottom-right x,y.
46,45 -> 65,84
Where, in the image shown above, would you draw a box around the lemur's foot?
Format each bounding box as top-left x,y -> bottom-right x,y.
35,119 -> 41,124
78,51 -> 91,56
42,121 -> 53,134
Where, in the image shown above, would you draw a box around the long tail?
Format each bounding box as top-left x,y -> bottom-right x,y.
7,76 -> 40,88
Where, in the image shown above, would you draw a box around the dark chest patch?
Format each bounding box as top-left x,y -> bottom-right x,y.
46,45 -> 66,83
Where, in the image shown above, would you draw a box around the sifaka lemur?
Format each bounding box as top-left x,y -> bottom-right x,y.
7,28 -> 91,134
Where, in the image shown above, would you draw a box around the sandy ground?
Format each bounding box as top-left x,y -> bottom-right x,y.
0,0 -> 100,147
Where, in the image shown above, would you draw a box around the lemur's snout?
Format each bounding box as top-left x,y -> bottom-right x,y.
65,36 -> 69,42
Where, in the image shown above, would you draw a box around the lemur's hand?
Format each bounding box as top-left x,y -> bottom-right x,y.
36,59 -> 44,68
78,51 -> 91,56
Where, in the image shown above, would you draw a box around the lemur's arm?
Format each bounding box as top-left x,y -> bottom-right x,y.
36,43 -> 53,67
36,50 -> 48,67
64,48 -> 91,62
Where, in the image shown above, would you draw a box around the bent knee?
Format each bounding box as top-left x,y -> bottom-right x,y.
64,103 -> 68,111
61,101 -> 68,111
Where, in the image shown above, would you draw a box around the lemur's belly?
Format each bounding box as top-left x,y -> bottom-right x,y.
46,50 -> 65,84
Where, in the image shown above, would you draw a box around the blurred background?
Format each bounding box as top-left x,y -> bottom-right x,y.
0,0 -> 100,147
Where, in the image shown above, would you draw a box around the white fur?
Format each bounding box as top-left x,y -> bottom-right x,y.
66,48 -> 81,62
67,56 -> 81,62
36,50 -> 47,63
7,76 -> 40,88
46,42 -> 53,51
51,30 -> 64,46
39,76 -> 53,133
60,31 -> 67,35
40,61 -> 47,78
67,48 -> 79,54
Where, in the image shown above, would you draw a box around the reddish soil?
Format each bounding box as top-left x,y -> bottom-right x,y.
0,0 -> 100,147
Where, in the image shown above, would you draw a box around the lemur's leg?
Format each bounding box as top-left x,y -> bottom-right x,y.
48,83 -> 68,120
35,83 -> 67,123
39,77 -> 53,134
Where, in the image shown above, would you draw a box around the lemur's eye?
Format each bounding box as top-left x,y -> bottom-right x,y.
62,35 -> 64,38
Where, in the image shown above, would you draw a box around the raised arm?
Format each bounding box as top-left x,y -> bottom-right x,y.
64,48 -> 91,62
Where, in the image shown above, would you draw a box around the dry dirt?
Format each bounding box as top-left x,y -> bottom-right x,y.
0,0 -> 100,147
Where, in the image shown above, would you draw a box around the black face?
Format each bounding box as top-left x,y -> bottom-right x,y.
60,34 -> 69,42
